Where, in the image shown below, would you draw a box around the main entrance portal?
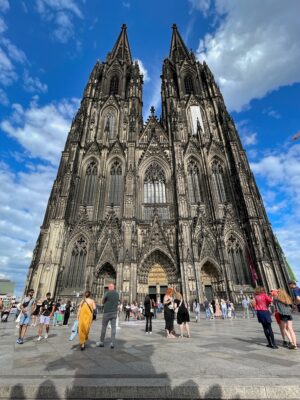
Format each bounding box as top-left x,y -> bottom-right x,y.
148,264 -> 168,302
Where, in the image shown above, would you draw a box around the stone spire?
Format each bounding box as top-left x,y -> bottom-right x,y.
108,23 -> 132,64
169,23 -> 190,63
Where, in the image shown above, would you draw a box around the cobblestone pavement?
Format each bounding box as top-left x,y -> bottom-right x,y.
1,312 -> 300,399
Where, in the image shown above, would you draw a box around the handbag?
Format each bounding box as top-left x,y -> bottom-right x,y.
85,300 -> 96,320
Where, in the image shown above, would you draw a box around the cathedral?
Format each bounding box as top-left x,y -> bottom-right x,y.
25,25 -> 291,304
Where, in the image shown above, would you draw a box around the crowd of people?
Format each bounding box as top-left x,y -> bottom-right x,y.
3,279 -> 299,351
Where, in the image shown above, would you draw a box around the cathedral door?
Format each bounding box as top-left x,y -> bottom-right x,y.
96,263 -> 116,302
148,264 -> 168,303
201,262 -> 222,301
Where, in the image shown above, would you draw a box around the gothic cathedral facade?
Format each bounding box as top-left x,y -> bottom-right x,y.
25,25 -> 290,304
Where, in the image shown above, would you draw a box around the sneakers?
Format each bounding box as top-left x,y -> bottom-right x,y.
283,340 -> 288,347
96,341 -> 104,347
37,336 -> 43,341
16,338 -> 23,344
110,343 -> 114,349
44,334 -> 48,339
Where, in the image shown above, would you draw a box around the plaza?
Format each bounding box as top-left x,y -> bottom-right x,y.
1,313 -> 300,399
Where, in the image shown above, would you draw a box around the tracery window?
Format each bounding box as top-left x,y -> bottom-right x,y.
104,113 -> 116,139
227,236 -> 247,285
109,160 -> 122,205
184,74 -> 194,95
83,160 -> 97,205
65,237 -> 87,288
187,159 -> 202,203
144,162 -> 166,204
109,75 -> 119,95
211,160 -> 227,203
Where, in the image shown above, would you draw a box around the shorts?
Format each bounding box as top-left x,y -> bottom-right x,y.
19,314 -> 31,326
40,315 -> 51,325
279,314 -> 293,322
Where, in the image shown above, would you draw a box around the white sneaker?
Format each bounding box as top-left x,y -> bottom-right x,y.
37,336 -> 43,341
44,334 -> 48,339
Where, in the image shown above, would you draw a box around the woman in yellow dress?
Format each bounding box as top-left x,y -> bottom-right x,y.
77,291 -> 96,350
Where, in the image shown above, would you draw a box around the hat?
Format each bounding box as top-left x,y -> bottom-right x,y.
288,280 -> 297,285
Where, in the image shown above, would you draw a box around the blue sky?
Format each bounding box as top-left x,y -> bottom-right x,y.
0,0 -> 300,295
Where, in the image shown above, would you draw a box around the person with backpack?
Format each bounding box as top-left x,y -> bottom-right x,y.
252,286 -> 278,349
16,289 -> 36,344
273,288 -> 297,350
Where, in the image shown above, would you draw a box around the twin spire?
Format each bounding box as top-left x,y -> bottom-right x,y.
108,23 -> 190,65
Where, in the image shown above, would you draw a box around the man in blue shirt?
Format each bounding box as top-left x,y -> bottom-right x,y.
289,280 -> 300,312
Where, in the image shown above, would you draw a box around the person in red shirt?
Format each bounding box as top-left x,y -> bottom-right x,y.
252,286 -> 278,349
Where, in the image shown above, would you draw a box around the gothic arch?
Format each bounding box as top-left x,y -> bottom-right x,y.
100,106 -> 119,140
138,249 -> 178,285
80,159 -> 98,205
105,158 -> 124,206
210,157 -> 228,203
199,256 -> 222,275
185,157 -> 202,204
226,233 -> 250,285
62,235 -> 89,289
94,262 -> 117,300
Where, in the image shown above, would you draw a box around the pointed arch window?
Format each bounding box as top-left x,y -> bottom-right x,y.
65,237 -> 87,288
184,74 -> 194,95
109,160 -> 122,205
227,236 -> 248,285
187,159 -> 202,203
144,162 -> 166,204
104,113 -> 116,139
83,160 -> 97,205
211,160 -> 227,203
110,75 -> 119,95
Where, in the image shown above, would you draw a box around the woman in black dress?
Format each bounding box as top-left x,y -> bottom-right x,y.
63,300 -> 71,326
163,288 -> 175,338
174,293 -> 190,338
144,295 -> 153,334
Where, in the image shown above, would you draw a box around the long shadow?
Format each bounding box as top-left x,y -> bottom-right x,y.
7,321 -> 243,400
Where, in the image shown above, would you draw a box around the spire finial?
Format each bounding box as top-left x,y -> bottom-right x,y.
150,106 -> 155,116
121,23 -> 127,30
172,23 -> 177,30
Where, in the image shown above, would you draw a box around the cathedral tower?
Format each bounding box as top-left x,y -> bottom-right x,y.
25,25 -> 290,303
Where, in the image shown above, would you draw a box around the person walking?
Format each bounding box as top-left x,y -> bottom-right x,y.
37,292 -> 55,341
193,299 -> 200,322
53,299 -> 61,326
125,303 -> 131,321
16,289 -> 36,344
203,298 -> 211,320
249,296 -> 256,318
253,286 -> 278,349
221,299 -> 227,319
288,280 -> 300,312
214,299 -> 222,318
273,288 -> 297,350
77,291 -> 96,351
97,283 -> 119,349
63,300 -> 72,326
144,295 -> 153,334
163,288 -> 175,338
242,296 -> 250,319
174,293 -> 190,338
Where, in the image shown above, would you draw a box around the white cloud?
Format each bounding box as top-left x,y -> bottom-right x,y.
136,59 -> 150,82
36,0 -> 83,43
0,161 -> 57,294
250,144 -> 300,279
23,70 -> 48,94
236,120 -> 257,147
195,0 -> 300,111
0,87 -> 8,105
0,96 -> 80,294
188,0 -> 211,16
262,108 -> 281,120
0,0 -> 9,13
1,97 -> 80,165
